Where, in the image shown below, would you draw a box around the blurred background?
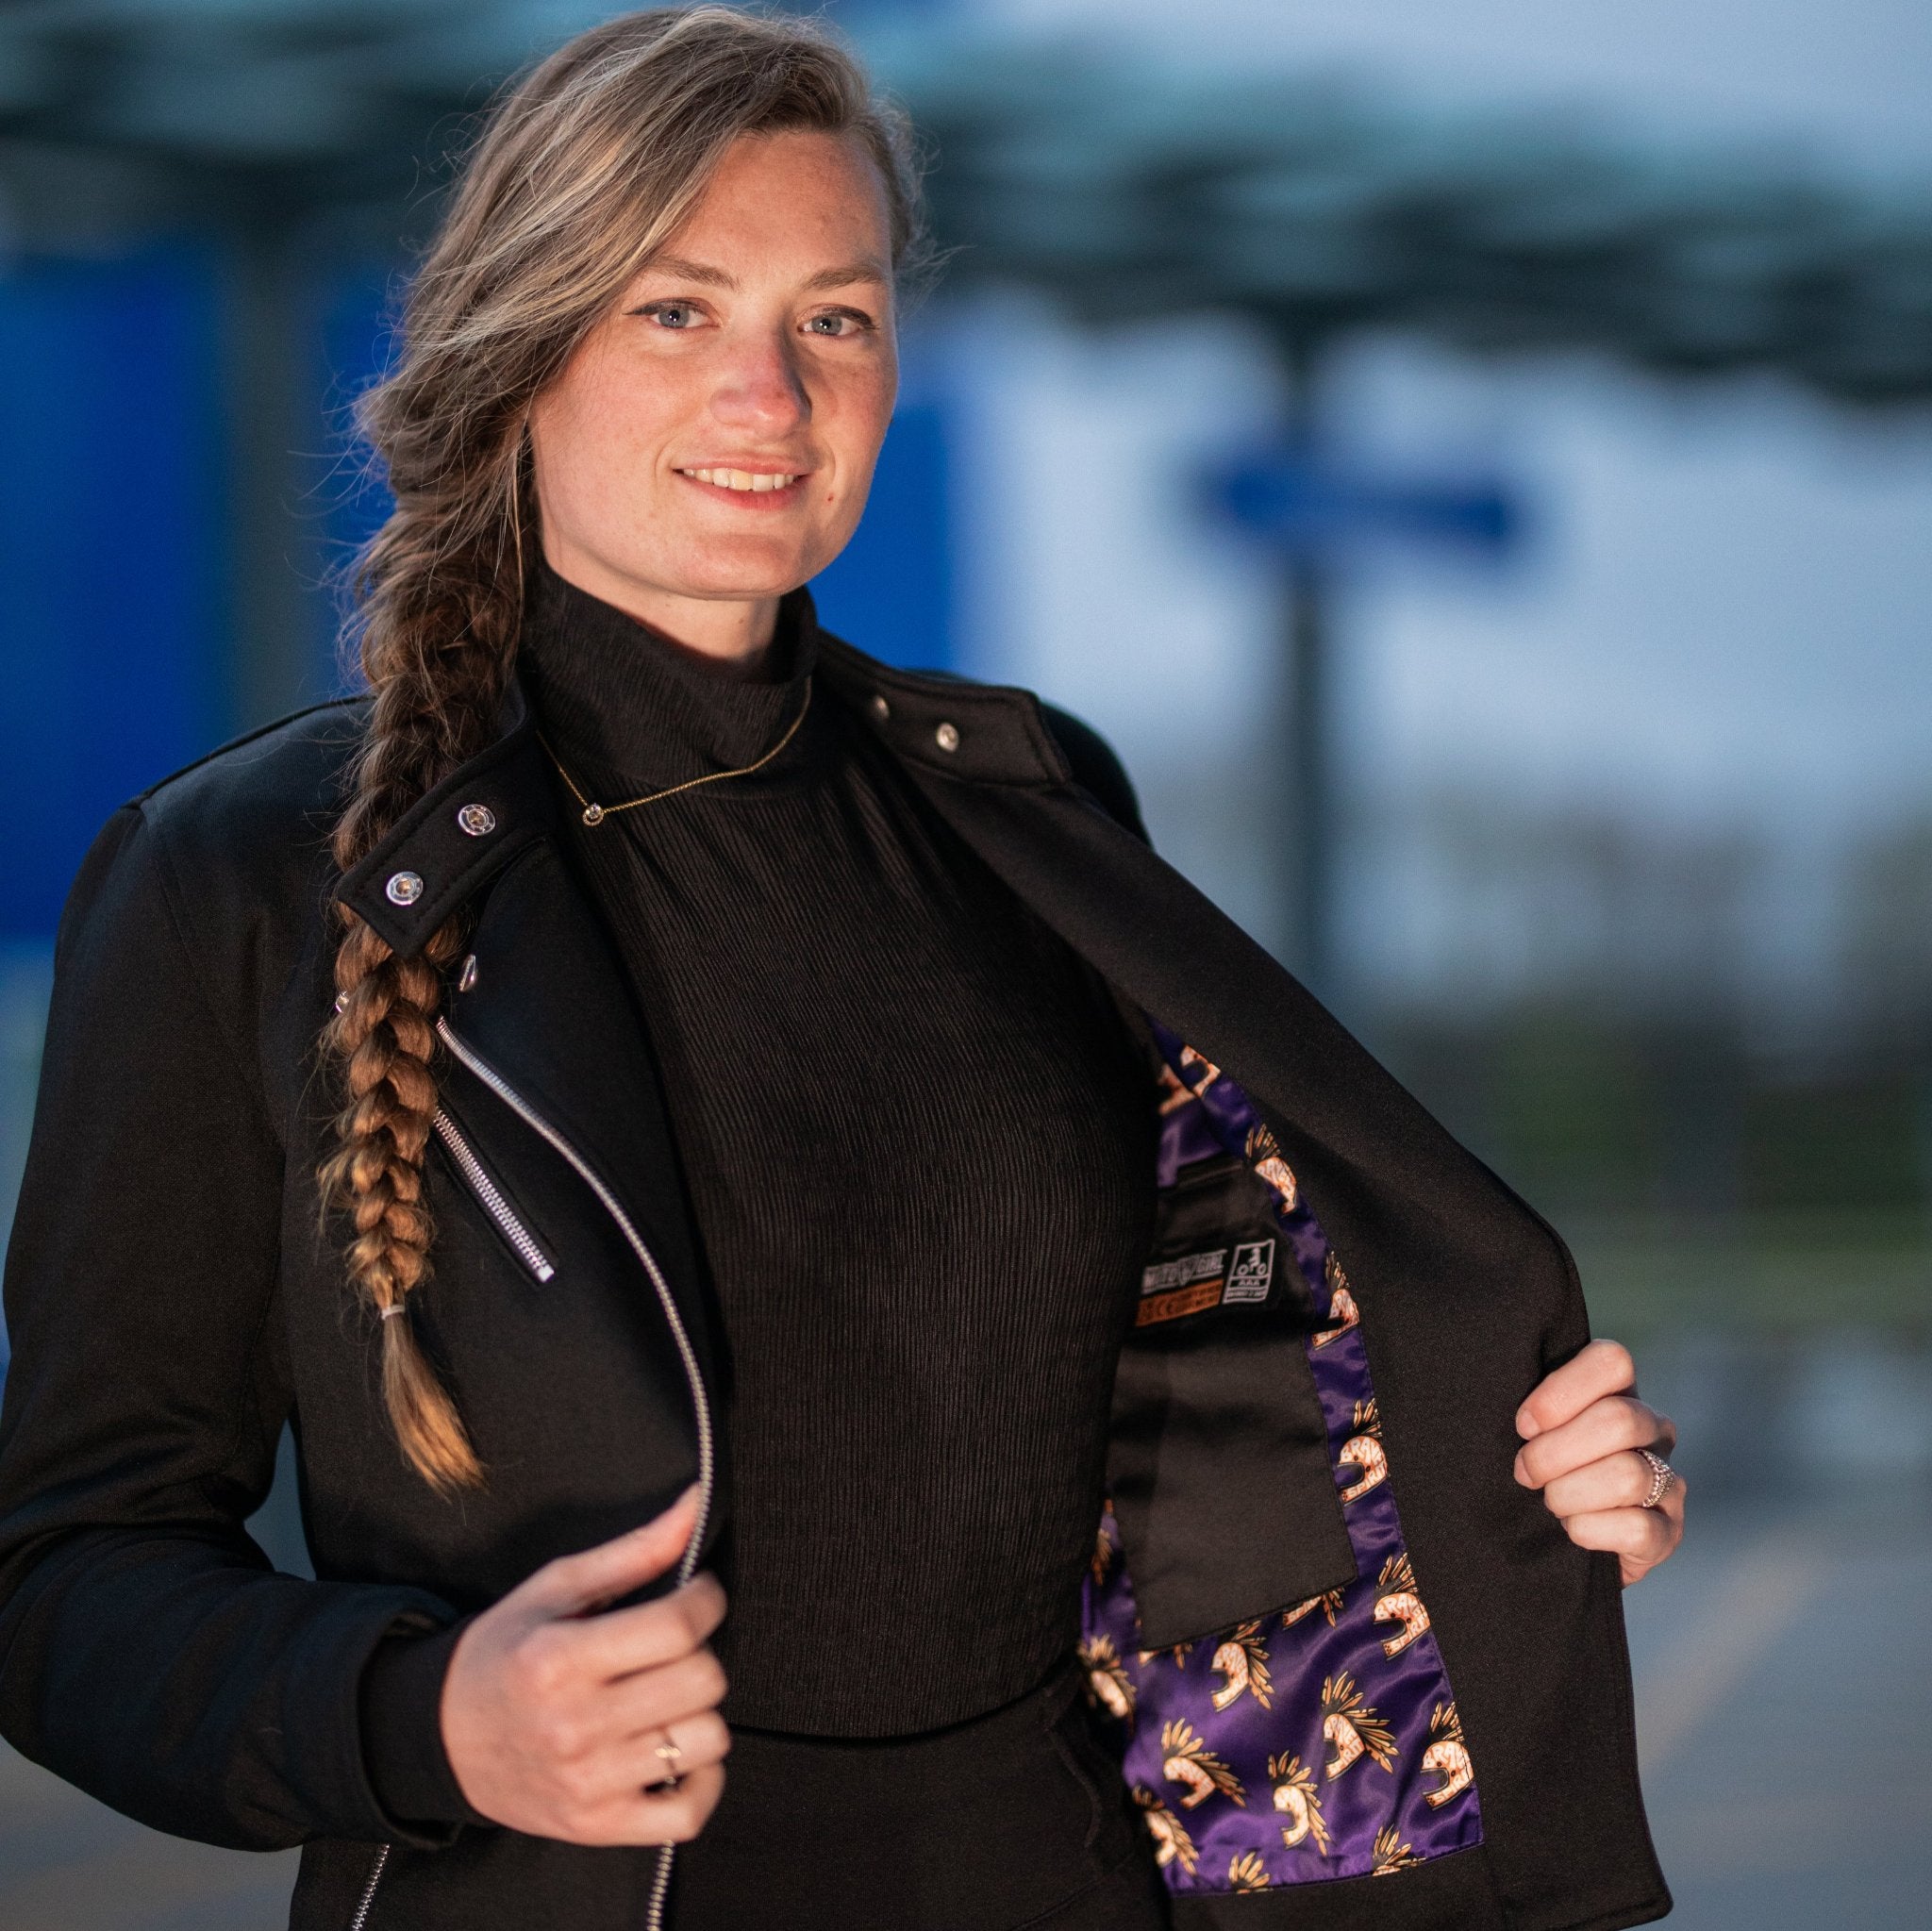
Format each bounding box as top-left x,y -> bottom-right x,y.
2,1 -> 1929,1925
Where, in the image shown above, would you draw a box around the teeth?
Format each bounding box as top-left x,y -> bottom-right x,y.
685,467 -> 798,491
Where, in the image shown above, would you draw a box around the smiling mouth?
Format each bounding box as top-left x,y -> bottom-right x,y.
676,466 -> 807,494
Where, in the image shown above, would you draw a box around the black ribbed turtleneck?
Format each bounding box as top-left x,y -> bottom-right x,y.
518,559 -> 1156,1739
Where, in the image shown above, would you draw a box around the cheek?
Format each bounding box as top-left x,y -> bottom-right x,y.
534,370 -> 679,536
824,367 -> 898,506
552,380 -> 658,484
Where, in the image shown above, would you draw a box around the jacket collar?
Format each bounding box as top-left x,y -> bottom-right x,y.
813,633 -> 1074,790
336,632 -> 1074,956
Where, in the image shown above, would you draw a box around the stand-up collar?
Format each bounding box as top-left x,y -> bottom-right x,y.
519,557 -> 821,794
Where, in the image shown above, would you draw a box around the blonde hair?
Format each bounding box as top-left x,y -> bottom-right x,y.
319,5 -> 929,1491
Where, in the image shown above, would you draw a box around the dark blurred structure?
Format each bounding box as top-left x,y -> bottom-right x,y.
1357,791 -> 1932,1341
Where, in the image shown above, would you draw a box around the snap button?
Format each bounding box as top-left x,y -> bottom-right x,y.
934,721 -> 960,754
870,693 -> 891,724
456,802 -> 497,838
386,871 -> 425,907
458,954 -> 478,993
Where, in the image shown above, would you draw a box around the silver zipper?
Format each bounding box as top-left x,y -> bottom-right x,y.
435,1018 -> 716,1931
347,1843 -> 389,1931
433,1109 -> 556,1281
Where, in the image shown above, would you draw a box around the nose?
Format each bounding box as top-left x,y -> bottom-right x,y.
708,325 -> 809,437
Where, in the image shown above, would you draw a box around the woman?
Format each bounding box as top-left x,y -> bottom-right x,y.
0,9 -> 1683,1929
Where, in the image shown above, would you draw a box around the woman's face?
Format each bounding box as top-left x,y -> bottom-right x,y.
528,127 -> 900,658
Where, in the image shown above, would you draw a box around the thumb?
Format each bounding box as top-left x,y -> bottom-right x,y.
520,1482 -> 702,1618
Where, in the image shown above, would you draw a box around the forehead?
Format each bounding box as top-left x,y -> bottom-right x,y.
658,127 -> 892,266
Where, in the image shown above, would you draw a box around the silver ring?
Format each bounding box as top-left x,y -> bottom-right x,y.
1639,1448 -> 1676,1509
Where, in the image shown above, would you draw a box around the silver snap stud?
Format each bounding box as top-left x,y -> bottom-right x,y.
385,871 -> 425,907
870,693 -> 891,724
457,802 -> 497,838
934,721 -> 960,754
458,954 -> 478,993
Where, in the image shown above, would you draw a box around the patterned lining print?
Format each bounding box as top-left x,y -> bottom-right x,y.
1079,1025 -> 1484,1893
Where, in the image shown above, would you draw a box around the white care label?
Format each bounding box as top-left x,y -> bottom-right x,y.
1223,1239 -> 1276,1304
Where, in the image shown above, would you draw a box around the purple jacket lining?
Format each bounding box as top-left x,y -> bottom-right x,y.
1078,1024 -> 1484,1893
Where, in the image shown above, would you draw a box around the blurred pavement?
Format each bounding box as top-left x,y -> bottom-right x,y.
1626,1489 -> 1932,1929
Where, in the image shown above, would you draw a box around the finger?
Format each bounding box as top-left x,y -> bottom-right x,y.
1622,1479 -> 1688,1585
577,1761 -> 726,1849
1514,1393 -> 1672,1489
1515,1339 -> 1636,1440
635,1710 -> 733,1782
1540,1449 -> 1667,1520
598,1650 -> 730,1737
596,1653 -> 730,1755
632,1759 -> 726,1843
570,1573 -> 728,1680
549,1709 -> 731,1822
1556,1503 -> 1682,1570
517,1486 -> 702,1618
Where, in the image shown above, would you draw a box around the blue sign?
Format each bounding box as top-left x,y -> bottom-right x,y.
1205,443 -> 1526,560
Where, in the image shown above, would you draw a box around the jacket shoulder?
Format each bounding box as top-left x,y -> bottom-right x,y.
82,699 -> 371,1015
133,697 -> 368,871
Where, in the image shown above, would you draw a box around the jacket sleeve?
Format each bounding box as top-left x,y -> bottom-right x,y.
0,803 -> 462,1852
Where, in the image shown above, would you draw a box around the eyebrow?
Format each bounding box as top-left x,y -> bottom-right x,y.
641,254 -> 891,294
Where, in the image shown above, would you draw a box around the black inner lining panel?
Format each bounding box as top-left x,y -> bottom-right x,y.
1108,1154 -> 1357,1648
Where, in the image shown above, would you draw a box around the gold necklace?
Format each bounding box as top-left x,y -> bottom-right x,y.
539,675 -> 812,826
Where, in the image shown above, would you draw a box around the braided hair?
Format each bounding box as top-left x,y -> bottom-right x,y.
318,5 -> 931,1490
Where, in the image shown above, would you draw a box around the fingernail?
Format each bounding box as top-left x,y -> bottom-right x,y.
1516,1411 -> 1541,1439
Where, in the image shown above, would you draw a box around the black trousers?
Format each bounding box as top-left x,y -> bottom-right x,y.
669,1659 -> 1171,1929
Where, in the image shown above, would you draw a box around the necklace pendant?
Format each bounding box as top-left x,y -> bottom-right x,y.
581,803 -> 606,826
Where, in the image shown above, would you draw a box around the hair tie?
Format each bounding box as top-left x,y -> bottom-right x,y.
379,1305 -> 407,1321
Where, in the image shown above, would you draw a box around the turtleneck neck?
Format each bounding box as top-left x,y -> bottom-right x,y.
518,556 -> 821,793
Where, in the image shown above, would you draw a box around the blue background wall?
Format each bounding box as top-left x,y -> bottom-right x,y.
0,248 -> 225,941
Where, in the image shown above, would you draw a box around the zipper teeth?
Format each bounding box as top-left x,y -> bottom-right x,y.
432,1108 -> 556,1282
436,1021 -> 710,1931
645,1839 -> 676,1927
348,1843 -> 389,1931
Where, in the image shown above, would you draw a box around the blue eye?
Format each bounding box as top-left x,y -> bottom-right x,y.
647,302 -> 696,328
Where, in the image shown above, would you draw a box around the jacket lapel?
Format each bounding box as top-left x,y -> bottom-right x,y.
337,692 -> 714,1376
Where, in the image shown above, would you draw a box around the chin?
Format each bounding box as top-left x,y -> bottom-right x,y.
660,539 -> 824,601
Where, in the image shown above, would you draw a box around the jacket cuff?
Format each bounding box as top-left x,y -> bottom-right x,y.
358,1618 -> 494,1833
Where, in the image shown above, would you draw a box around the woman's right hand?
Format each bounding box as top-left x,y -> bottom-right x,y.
441,1484 -> 730,1844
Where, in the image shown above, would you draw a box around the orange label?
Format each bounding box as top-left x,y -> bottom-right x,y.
1136,1277 -> 1225,1325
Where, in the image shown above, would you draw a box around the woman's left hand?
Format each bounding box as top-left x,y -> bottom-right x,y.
1513,1338 -> 1686,1586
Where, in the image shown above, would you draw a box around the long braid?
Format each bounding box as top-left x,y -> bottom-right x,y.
319,472 -> 525,1492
